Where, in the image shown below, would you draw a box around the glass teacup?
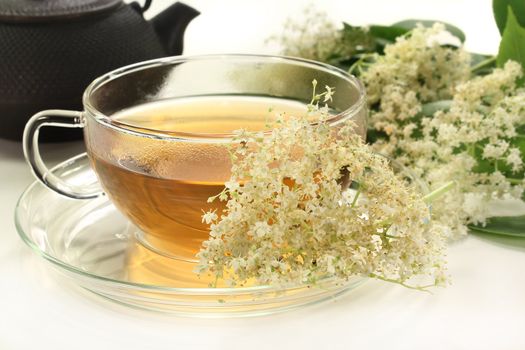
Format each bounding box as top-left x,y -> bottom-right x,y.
23,54 -> 367,261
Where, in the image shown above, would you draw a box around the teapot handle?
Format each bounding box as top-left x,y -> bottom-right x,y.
150,2 -> 200,55
23,110 -> 103,199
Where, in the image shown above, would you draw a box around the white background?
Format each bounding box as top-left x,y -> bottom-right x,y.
1,1 -> 525,349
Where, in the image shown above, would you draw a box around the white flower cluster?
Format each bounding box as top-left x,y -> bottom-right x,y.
196,108 -> 447,290
361,24 -> 525,237
362,23 -> 471,157
268,8 -> 342,62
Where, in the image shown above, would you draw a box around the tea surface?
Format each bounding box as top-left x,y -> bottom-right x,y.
90,96 -> 309,261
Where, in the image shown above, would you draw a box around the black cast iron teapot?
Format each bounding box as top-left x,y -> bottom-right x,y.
0,0 -> 199,141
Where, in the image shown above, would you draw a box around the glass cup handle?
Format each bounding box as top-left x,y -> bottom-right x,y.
23,109 -> 103,199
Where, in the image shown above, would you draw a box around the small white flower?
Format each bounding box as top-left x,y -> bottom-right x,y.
324,255 -> 336,274
231,258 -> 247,271
224,180 -> 240,192
323,85 -> 335,102
201,211 -> 218,225
483,141 -> 509,159
507,147 -> 523,172
462,192 -> 488,224
253,221 -> 272,238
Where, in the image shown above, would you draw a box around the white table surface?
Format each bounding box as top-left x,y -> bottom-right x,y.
2,1 -> 525,349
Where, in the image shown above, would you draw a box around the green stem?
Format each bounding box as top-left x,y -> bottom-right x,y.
470,56 -> 496,74
368,273 -> 434,293
348,63 -> 359,76
507,177 -> 523,185
348,53 -> 376,75
422,181 -> 456,204
350,188 -> 361,208
475,144 -> 485,151
379,223 -> 395,243
310,80 -> 318,105
467,144 -> 476,158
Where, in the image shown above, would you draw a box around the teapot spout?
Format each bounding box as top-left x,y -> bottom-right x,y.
151,2 -> 199,56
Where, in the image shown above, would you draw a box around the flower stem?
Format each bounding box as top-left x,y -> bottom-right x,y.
368,273 -> 434,293
507,177 -> 523,185
422,181 -> 456,204
350,188 -> 361,208
470,56 -> 496,74
348,53 -> 376,75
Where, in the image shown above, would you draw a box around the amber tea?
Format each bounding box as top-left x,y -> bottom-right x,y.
90,96 -> 310,260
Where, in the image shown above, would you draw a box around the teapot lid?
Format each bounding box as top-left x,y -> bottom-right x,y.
0,0 -> 123,23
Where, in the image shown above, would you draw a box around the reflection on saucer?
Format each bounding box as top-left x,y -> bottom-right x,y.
125,238 -> 218,288
125,225 -> 257,288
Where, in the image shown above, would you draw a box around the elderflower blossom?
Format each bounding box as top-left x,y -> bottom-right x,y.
196,99 -> 447,290
361,23 -> 471,157
364,23 -> 471,105
363,24 -> 525,237
416,62 -> 525,235
507,148 -> 523,172
274,14 -> 525,238
268,8 -> 342,62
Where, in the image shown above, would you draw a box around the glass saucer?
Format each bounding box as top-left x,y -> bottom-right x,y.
15,153 -> 365,317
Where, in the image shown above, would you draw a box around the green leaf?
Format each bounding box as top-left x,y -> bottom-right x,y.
368,25 -> 409,43
419,100 -> 452,116
366,128 -> 387,144
392,19 -> 466,43
471,53 -> 494,66
497,7 -> 525,83
470,53 -> 497,76
328,23 -> 378,70
469,215 -> 525,237
341,22 -> 377,53
493,0 -> 525,35
470,141 -> 495,174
